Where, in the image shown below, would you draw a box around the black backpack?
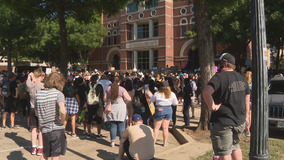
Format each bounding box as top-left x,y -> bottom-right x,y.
132,89 -> 145,108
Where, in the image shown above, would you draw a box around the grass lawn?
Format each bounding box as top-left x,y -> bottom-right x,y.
195,135 -> 284,160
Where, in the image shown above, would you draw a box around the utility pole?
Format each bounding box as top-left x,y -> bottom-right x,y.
250,0 -> 269,159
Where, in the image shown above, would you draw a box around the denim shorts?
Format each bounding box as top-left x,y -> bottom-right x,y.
153,106 -> 172,121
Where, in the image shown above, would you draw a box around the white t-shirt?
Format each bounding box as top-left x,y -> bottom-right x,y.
150,92 -> 178,106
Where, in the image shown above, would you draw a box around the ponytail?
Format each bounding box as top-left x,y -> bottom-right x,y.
110,76 -> 121,101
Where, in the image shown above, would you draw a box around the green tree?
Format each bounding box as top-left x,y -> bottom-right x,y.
265,0 -> 284,73
209,0 -> 251,49
0,6 -> 36,73
66,17 -> 107,71
192,0 -> 245,130
0,0 -> 155,76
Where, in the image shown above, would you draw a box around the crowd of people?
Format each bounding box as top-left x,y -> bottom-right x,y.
0,67 -> 201,160
0,52 -> 259,160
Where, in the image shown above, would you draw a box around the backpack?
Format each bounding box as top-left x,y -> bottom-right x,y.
132,89 -> 145,108
18,84 -> 28,99
64,85 -> 73,98
87,83 -> 99,105
2,80 -> 11,98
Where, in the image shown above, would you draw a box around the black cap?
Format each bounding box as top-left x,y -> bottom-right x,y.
219,53 -> 235,65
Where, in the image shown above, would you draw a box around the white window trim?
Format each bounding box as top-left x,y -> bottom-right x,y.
151,10 -> 157,17
138,12 -> 144,19
107,23 -> 111,29
113,30 -> 117,35
127,15 -> 133,21
180,8 -> 187,15
191,6 -> 194,13
190,17 -> 195,24
180,18 -> 188,25
113,22 -> 117,27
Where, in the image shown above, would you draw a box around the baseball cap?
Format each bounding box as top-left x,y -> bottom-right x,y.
67,76 -> 73,82
132,114 -> 142,121
219,53 -> 235,65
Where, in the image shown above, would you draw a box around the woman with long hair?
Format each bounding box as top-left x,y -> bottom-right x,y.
150,81 -> 178,146
63,76 -> 80,137
86,74 -> 104,139
104,76 -> 131,147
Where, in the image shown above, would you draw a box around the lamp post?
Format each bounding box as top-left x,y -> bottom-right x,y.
249,0 -> 269,159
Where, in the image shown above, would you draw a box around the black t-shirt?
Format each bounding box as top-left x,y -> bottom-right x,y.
208,71 -> 250,126
77,84 -> 87,101
183,84 -> 193,99
9,80 -> 18,97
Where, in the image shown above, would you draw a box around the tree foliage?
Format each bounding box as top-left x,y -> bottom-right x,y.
0,6 -> 36,73
265,0 -> 284,72
208,0 -> 251,47
0,0 -> 156,76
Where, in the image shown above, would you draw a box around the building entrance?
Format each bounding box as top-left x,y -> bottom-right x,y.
186,48 -> 199,73
112,54 -> 120,70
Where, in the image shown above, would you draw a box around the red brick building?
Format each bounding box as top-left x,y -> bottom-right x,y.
89,0 -> 198,71
89,0 -> 253,71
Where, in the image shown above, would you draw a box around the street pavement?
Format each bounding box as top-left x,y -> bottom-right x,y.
0,102 -> 211,160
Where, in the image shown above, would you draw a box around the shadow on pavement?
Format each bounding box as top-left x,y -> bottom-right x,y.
66,148 -> 95,160
6,150 -> 27,160
5,132 -> 31,152
97,149 -> 118,160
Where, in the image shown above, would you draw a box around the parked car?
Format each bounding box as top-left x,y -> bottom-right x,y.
268,77 -> 284,129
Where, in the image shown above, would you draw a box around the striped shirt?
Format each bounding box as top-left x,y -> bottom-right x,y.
35,88 -> 65,133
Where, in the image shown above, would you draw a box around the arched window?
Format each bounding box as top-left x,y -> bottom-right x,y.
180,18 -> 188,37
190,17 -> 195,24
107,32 -> 111,45
113,30 -> 117,45
113,30 -> 117,35
107,23 -> 111,29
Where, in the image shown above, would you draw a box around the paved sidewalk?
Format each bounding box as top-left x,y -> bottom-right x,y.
0,101 -> 211,160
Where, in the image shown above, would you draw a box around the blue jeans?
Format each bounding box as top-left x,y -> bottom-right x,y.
133,107 -> 149,125
110,121 -> 126,141
183,99 -> 191,125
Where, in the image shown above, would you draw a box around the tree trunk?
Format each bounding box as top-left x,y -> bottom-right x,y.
194,0 -> 216,130
8,38 -> 12,74
58,4 -> 68,77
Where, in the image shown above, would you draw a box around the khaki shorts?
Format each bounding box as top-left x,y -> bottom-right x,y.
210,122 -> 245,156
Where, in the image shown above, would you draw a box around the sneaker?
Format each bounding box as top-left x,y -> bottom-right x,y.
82,131 -> 87,135
183,124 -> 190,128
191,116 -> 195,119
9,126 -> 18,129
71,133 -> 77,137
163,142 -> 169,147
97,134 -> 103,139
87,133 -> 91,139
31,147 -> 37,155
244,132 -> 251,137
37,148 -> 43,156
110,142 -> 115,147
1,125 -> 6,130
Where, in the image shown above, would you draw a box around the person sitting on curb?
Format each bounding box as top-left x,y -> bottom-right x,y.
116,114 -> 155,160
